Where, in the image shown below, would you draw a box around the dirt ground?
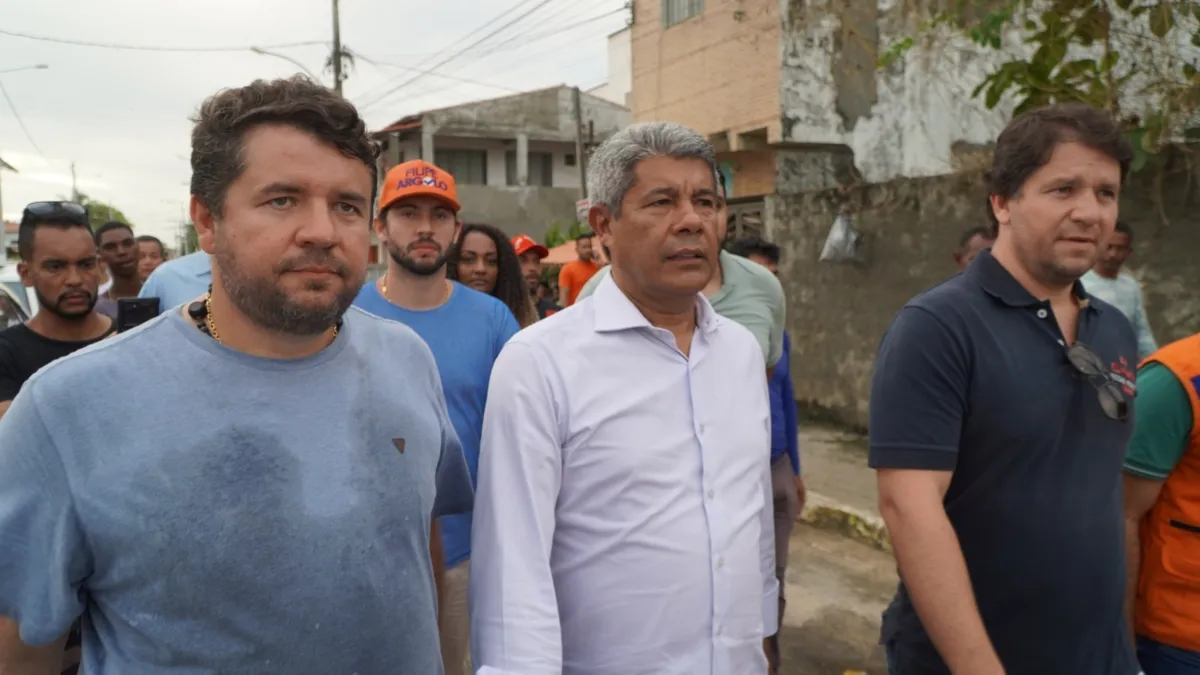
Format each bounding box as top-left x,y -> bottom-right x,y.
778,523 -> 898,675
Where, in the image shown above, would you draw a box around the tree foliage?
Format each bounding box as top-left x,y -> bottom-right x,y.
885,0 -> 1200,172
74,192 -> 135,231
541,220 -> 590,249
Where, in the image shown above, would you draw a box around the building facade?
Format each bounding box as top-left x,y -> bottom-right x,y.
373,85 -> 631,241
630,0 -> 1012,238
587,27 -> 632,107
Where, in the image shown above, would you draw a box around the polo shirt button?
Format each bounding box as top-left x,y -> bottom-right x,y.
1036,309 -> 1048,319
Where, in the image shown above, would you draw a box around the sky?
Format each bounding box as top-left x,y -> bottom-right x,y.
0,0 -> 628,247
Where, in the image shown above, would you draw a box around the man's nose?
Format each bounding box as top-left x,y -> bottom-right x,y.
296,201 -> 339,246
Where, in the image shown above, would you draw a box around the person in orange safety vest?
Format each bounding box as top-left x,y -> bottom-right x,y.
1123,331 -> 1200,674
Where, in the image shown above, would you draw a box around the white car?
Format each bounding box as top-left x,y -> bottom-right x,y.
0,265 -> 37,319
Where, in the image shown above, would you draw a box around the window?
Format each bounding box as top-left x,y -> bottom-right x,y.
505,151 -> 554,186
662,0 -> 704,28
564,153 -> 577,167
434,149 -> 487,185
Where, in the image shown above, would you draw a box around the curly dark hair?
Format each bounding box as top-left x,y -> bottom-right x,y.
448,223 -> 536,328
190,75 -> 379,217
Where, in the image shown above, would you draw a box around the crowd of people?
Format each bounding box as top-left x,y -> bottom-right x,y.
0,73 -> 1195,675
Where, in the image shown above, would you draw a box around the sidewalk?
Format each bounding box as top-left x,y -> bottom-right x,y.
797,425 -> 891,553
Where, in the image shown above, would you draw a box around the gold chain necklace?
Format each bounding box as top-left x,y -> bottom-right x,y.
201,290 -> 338,344
380,276 -> 451,306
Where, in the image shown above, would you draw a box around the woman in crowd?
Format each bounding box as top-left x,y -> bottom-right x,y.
448,222 -> 537,328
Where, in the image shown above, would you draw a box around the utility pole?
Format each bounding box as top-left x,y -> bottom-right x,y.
572,86 -> 587,200
70,162 -> 78,202
331,0 -> 344,96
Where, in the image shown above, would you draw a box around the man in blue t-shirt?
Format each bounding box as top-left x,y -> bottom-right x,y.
138,250 -> 212,310
0,77 -> 473,675
355,158 -> 519,675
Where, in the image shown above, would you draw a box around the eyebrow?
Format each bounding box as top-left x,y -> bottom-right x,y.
42,255 -> 97,265
259,183 -> 369,206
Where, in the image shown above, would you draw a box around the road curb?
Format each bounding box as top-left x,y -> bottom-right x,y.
799,492 -> 892,554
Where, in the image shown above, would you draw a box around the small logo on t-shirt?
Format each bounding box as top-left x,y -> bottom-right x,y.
393,438 -> 406,454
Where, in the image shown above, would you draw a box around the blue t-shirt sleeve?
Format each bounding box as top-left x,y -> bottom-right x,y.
0,391 -> 88,645
424,356 -> 473,518
868,306 -> 969,472
433,416 -> 474,518
493,301 -> 520,359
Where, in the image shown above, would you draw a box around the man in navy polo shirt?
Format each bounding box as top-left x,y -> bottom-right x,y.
869,103 -> 1141,675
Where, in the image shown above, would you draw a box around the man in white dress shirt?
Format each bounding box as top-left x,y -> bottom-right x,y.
470,121 -> 777,675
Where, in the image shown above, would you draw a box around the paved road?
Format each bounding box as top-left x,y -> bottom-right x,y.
779,523 -> 897,675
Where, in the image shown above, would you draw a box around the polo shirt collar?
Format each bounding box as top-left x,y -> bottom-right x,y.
967,248 -> 1091,309
593,271 -> 720,335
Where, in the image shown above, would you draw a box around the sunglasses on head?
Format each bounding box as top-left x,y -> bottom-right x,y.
1066,342 -> 1129,421
21,201 -> 89,228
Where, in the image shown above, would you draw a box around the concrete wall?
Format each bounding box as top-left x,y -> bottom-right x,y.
772,163 -> 1200,428
631,0 -> 782,140
455,184 -> 581,241
589,27 -> 632,107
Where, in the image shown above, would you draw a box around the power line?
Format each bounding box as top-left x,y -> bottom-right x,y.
357,0 -> 555,111
365,13 -> 623,119
0,28 -> 326,53
352,51 -> 524,93
473,8 -> 624,62
0,81 -> 46,160
403,0 -> 545,76
359,6 -> 624,112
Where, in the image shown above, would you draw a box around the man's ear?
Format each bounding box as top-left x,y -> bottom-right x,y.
16,261 -> 31,287
191,196 -> 218,255
989,193 -> 1011,228
589,205 -> 615,251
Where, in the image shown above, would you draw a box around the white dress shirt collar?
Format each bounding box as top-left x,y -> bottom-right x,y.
592,269 -> 721,337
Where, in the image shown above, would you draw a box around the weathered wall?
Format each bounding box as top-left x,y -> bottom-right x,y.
455,185 -> 580,241
779,0 -> 1013,181
773,163 -> 1200,428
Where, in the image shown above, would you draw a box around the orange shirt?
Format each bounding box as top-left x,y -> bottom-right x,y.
558,260 -> 600,306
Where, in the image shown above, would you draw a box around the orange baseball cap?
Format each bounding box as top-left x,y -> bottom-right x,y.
378,160 -> 461,214
511,233 -> 548,259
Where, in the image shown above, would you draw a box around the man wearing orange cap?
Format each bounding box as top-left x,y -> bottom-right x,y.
353,159 -> 519,675
511,233 -> 559,319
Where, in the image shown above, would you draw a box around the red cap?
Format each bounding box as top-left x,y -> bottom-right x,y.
511,233 -> 548,259
378,160 -> 460,213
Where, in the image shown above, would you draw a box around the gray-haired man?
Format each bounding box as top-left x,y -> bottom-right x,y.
470,121 -> 777,674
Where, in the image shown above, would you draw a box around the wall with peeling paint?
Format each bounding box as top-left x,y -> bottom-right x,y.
773,162 -> 1200,427
779,0 -> 1014,183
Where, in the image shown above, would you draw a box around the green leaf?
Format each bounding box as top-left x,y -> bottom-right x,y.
1099,50 -> 1120,72
1149,2 -> 1175,37
1131,146 -> 1149,172
985,82 -> 1004,108
1115,0 -> 1133,8
1058,58 -> 1097,79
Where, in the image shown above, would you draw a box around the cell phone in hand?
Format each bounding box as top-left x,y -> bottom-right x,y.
116,297 -> 161,333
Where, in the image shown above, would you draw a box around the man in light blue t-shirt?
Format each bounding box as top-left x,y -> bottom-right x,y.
354,158 -> 518,675
0,78 -> 473,675
1081,221 -> 1157,359
138,250 -> 211,310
